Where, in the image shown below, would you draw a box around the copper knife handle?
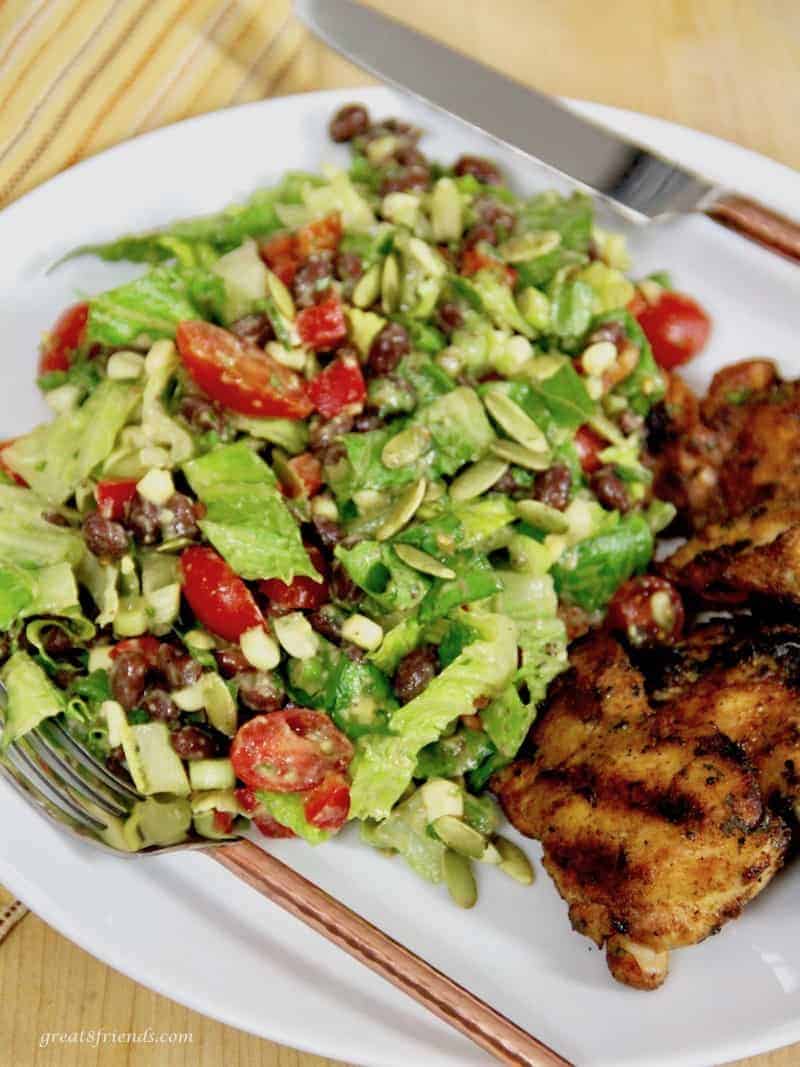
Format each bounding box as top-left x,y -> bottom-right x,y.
706,194 -> 800,263
210,839 -> 571,1067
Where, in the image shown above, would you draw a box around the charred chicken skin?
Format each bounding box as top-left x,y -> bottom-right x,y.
493,629 -> 790,990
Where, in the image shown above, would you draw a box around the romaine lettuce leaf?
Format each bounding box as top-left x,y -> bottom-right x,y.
349,612 -> 517,820
335,542 -> 430,615
415,726 -> 494,779
509,362 -> 595,433
414,386 -> 495,476
368,616 -> 423,674
360,788 -> 445,882
1,651 -> 65,746
255,790 -> 330,844
183,444 -> 319,583
417,551 -> 501,623
552,511 -> 654,611
0,561 -> 79,629
325,657 -> 396,739
86,265 -> 225,347
516,191 -> 593,252
594,309 -> 666,414
3,381 -> 140,503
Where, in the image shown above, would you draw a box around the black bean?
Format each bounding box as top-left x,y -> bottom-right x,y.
312,515 -> 344,550
535,464 -> 572,511
234,670 -> 285,713
229,313 -> 274,346
110,651 -> 148,710
353,411 -> 385,433
329,560 -> 362,606
161,492 -> 199,540
170,725 -> 217,760
43,511 -> 70,527
619,410 -> 645,436
436,301 -> 464,335
453,155 -> 503,186
475,196 -> 515,233
140,688 -> 180,723
329,103 -> 370,142
462,222 -> 497,249
308,605 -> 343,642
380,164 -> 430,196
157,644 -> 202,689
309,410 -> 354,453
335,251 -> 363,285
82,512 -> 129,560
178,395 -> 229,437
591,466 -> 631,513
0,633 -> 10,665
41,627 -> 73,657
393,645 -> 438,704
292,252 -> 333,308
368,323 -> 410,376
588,319 -> 627,351
214,646 -> 251,678
126,493 -> 161,545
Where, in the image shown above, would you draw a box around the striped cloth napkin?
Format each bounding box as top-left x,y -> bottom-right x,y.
0,0 -> 316,208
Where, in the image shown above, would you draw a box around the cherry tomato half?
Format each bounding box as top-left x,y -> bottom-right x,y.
230,710 -> 353,793
633,291 -> 711,371
95,479 -> 138,521
308,353 -> 366,419
607,575 -> 685,647
259,232 -> 299,287
282,453 -> 323,499
39,302 -> 89,375
304,772 -> 350,832
575,424 -> 607,474
295,214 -> 342,260
260,545 -> 328,614
180,546 -> 263,641
176,321 -> 313,419
296,294 -> 348,352
213,810 -> 235,835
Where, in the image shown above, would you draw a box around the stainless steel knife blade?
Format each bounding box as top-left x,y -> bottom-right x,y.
294,0 -> 800,262
294,0 -> 713,221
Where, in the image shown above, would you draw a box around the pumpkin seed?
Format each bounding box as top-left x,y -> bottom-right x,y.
376,478 -> 426,541
433,815 -> 487,859
381,253 -> 400,313
430,177 -> 463,242
443,850 -> 477,909
514,498 -> 570,534
340,613 -> 384,651
490,439 -> 551,470
483,389 -> 549,452
581,340 -> 617,376
449,457 -> 509,502
265,269 -> 295,320
499,229 -> 561,263
393,543 -> 456,580
588,411 -> 625,446
352,263 -> 382,309
493,835 -> 534,885
517,287 -> 551,332
381,425 -> 430,469
407,236 -> 447,278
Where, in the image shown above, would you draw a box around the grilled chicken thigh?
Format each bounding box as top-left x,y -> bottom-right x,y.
493,630 -> 790,989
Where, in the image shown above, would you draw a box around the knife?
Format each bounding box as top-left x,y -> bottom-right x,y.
294,0 -> 800,263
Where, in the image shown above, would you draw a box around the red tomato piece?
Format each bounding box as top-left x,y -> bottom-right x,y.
176,321 -> 313,419
230,710 -> 354,793
308,354 -> 366,419
39,302 -> 89,375
633,291 -> 711,371
180,546 -> 263,641
282,453 -> 322,499
304,772 -> 350,831
260,545 -> 328,613
460,248 -> 517,286
607,575 -> 685,647
110,635 -> 161,666
95,479 -> 138,521
235,785 -> 297,838
295,214 -> 342,260
575,424 -> 607,474
259,232 -> 300,287
296,294 -> 348,352
213,810 -> 235,834
0,440 -> 27,487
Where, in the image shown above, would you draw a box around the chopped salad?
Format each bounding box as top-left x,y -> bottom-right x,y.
0,101 -> 681,906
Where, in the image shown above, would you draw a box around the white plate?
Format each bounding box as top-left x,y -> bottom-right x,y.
1,87 -> 798,1067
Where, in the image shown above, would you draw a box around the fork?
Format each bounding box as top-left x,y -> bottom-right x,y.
0,702 -> 571,1067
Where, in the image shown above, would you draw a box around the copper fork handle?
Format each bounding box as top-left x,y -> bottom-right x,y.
210,839 -> 571,1067
706,194 -> 800,263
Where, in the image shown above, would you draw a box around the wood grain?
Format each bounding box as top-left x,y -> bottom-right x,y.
1,2 -> 798,1065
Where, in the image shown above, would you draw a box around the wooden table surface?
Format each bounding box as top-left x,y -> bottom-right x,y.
1,2 -> 798,1065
